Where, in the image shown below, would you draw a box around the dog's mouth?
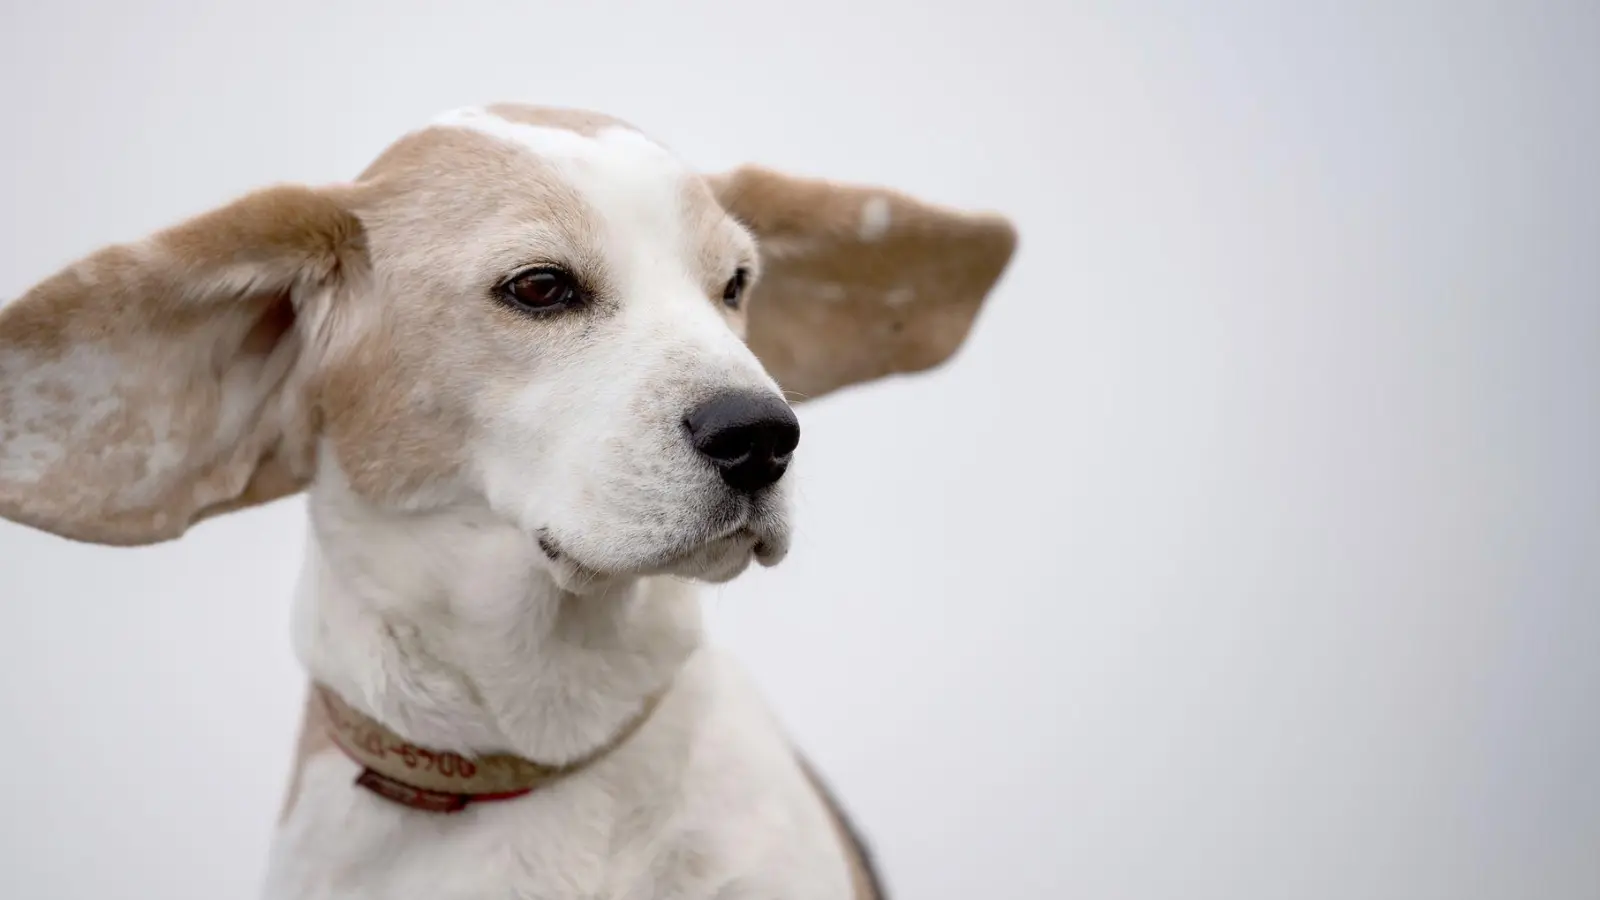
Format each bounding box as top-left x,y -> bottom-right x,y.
536,504 -> 789,594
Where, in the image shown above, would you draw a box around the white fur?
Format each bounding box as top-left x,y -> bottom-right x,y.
263,110 -> 848,898
0,345 -> 123,483
857,197 -> 891,241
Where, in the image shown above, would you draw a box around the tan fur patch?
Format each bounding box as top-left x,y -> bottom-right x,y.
711,166 -> 1017,400
0,186 -> 364,545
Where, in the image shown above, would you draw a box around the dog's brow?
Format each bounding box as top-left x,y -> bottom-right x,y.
431,107 -> 675,166
426,106 -> 730,300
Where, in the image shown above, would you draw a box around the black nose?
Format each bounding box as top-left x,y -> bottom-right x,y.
684,391 -> 800,494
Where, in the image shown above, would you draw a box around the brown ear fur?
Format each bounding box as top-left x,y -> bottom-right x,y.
711,166 -> 1017,401
0,185 -> 365,545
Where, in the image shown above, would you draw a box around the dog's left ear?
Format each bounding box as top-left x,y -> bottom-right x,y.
709,166 -> 1017,402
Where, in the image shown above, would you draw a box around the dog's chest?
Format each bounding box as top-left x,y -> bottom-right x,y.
265,766 -> 709,899
262,650 -> 852,900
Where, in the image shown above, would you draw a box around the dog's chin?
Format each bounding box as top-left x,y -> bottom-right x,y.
648,530 -> 772,583
539,515 -> 790,595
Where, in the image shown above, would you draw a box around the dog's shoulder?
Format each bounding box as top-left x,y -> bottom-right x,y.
651,648 -> 866,899
796,754 -> 887,900
680,649 -> 886,898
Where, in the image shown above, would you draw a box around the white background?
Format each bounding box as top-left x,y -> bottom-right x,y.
2,2 -> 1597,898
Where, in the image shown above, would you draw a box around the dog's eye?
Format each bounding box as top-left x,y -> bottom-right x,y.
501,268 -> 584,313
722,268 -> 749,310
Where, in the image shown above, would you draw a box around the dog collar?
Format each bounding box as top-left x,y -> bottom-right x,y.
315,685 -> 659,814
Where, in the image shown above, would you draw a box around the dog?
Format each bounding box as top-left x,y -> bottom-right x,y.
0,103 -> 1016,899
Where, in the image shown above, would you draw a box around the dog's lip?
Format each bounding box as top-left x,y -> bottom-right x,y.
752,536 -> 787,567
534,529 -> 608,593
536,530 -> 564,561
536,524 -> 736,573
537,516 -> 786,579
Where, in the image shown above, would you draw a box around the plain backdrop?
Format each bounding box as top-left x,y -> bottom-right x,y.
2,2 -> 1597,898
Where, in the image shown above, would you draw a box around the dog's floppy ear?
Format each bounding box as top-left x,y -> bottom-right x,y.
0,185 -> 366,546
709,166 -> 1017,402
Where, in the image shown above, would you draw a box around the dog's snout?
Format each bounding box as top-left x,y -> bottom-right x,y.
684,391 -> 800,494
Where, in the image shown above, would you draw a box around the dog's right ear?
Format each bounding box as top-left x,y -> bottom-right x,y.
709,166 -> 1016,403
0,185 -> 366,546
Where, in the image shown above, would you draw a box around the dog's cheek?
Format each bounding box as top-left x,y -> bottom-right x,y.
315,342 -> 474,509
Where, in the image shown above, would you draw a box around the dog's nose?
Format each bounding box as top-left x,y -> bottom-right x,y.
684,391 -> 800,494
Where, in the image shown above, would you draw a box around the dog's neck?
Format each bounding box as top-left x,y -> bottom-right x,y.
290,467 -> 700,765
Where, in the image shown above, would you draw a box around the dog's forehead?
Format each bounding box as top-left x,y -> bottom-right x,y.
478,103 -> 636,138
437,107 -> 687,208
353,104 -> 740,267
364,104 -> 715,214
432,104 -> 670,167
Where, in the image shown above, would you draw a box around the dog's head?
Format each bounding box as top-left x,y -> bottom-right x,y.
0,104 -> 1014,586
